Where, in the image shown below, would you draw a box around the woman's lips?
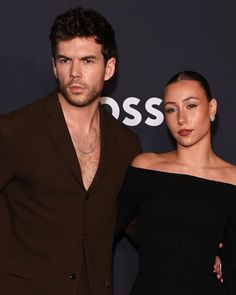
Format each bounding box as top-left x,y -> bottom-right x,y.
178,129 -> 193,136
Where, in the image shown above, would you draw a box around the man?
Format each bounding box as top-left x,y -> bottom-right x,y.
0,7 -> 140,295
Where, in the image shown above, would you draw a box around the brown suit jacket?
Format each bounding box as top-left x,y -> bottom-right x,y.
0,92 -> 141,295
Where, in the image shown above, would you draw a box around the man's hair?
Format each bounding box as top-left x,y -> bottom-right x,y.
49,6 -> 117,63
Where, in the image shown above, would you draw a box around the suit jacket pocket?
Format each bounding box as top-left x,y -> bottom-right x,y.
0,255 -> 37,280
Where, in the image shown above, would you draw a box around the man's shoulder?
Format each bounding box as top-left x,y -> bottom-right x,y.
100,106 -> 141,153
100,105 -> 136,136
1,91 -> 58,120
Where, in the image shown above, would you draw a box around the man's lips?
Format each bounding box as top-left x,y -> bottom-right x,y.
178,129 -> 193,136
69,85 -> 85,93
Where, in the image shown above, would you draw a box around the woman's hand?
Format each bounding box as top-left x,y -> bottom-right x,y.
213,243 -> 223,283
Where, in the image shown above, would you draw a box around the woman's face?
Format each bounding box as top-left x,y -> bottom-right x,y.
163,80 -> 217,148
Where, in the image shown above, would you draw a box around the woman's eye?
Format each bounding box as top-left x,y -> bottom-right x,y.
165,108 -> 176,114
187,104 -> 197,109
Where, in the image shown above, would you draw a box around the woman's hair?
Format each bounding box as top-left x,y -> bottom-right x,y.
164,70 -> 212,101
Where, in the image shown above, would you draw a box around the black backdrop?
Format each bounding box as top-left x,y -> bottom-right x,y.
1,1 -> 236,294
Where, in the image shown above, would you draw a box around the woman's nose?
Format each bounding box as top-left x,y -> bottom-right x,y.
177,110 -> 187,125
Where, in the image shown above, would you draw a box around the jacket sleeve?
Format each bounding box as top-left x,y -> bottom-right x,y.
115,167 -> 139,247
0,119 -> 13,191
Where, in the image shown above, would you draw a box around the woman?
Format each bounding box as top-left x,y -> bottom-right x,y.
117,71 -> 236,294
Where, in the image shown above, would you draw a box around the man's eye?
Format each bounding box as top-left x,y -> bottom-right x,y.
58,58 -> 70,64
84,58 -> 94,64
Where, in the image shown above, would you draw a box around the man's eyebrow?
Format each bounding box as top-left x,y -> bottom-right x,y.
80,55 -> 97,60
55,54 -> 71,59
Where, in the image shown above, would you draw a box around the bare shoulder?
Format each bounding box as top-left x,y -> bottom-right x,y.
216,158 -> 236,186
223,163 -> 236,185
131,151 -> 175,170
131,152 -> 157,169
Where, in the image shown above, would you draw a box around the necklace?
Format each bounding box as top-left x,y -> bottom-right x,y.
71,129 -> 100,154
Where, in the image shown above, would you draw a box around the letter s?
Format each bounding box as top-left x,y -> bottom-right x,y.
123,97 -> 142,126
145,97 -> 164,126
100,96 -> 120,119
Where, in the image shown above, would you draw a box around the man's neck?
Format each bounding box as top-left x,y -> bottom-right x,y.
58,94 -> 100,133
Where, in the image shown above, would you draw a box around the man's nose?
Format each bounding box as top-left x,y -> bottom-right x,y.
70,61 -> 82,78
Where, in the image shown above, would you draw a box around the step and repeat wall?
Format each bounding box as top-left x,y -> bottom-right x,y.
1,0 -> 236,294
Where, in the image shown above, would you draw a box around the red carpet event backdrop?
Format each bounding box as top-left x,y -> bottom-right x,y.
1,1 -> 236,294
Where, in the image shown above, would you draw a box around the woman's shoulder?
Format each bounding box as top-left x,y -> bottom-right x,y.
131,151 -> 175,170
219,161 -> 236,186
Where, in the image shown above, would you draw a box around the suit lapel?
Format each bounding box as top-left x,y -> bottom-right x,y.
44,93 -> 114,191
89,105 -> 114,190
44,92 -> 84,188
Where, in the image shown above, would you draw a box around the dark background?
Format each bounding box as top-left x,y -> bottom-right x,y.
1,1 -> 236,294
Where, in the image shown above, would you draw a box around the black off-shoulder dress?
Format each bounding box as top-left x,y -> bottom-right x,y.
116,166 -> 236,295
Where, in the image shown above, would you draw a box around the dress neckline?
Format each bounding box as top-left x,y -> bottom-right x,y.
129,165 -> 236,188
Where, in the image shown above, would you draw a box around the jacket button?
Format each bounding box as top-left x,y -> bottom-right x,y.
68,273 -> 78,280
84,233 -> 88,240
85,193 -> 89,200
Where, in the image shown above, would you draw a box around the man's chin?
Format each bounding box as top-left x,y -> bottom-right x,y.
67,97 -> 97,108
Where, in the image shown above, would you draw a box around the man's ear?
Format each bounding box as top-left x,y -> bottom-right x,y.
104,57 -> 116,81
52,58 -> 57,79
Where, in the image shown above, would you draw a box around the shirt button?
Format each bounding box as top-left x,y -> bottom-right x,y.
68,272 -> 78,280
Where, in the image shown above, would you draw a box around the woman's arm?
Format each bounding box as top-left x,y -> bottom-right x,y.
221,202 -> 236,293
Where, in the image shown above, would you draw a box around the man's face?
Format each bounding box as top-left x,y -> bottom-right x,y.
53,36 -> 116,108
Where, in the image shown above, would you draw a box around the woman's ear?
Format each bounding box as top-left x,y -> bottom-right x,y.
209,98 -> 217,122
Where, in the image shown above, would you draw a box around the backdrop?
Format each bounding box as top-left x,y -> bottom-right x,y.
1,1 -> 236,294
